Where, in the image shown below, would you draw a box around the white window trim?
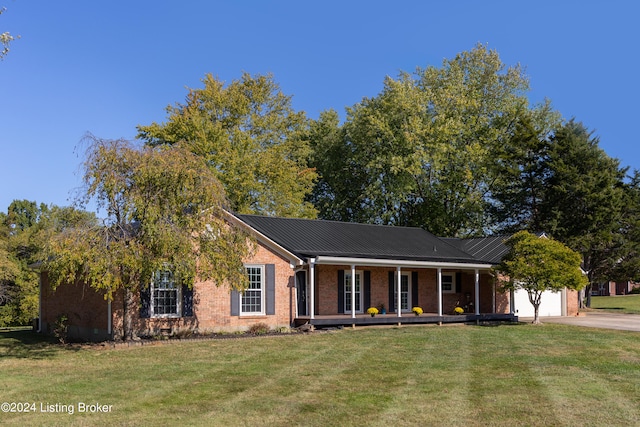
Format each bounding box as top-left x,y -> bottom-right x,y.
150,271 -> 182,318
344,270 -> 364,313
394,272 -> 412,312
241,264 -> 266,316
442,273 -> 456,294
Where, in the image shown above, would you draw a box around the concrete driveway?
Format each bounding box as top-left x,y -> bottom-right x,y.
521,312 -> 640,332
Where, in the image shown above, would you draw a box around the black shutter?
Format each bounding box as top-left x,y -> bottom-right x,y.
456,272 -> 462,293
182,285 -> 193,317
364,271 -> 371,309
230,290 -> 240,316
338,270 -> 345,314
266,264 -> 275,315
388,271 -> 395,312
412,271 -> 419,307
140,286 -> 151,318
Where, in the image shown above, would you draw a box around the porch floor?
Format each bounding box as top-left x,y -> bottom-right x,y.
294,312 -> 518,328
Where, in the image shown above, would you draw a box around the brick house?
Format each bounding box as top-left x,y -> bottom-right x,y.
592,281 -> 640,296
38,213 -> 579,341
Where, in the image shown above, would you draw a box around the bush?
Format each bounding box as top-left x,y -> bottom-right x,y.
247,322 -> 270,335
53,314 -> 68,344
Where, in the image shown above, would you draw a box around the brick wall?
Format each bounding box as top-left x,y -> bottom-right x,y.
123,240 -> 296,336
566,288 -> 579,316
40,272 -> 111,342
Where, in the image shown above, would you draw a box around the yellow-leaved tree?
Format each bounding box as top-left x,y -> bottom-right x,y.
41,135 -> 253,340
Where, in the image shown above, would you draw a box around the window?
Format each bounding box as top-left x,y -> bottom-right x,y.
152,270 -> 181,317
393,273 -> 411,311
242,265 -> 265,315
343,270 -> 363,313
442,273 -> 455,293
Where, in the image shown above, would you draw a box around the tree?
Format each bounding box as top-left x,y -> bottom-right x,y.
310,44 -> 532,236
496,231 -> 587,324
0,201 -> 50,326
487,103 -> 561,233
0,216 -> 20,308
541,120 -> 626,307
137,72 -> 317,218
609,170 -> 640,283
41,135 -> 253,340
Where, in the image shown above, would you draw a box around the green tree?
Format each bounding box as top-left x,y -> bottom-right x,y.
137,72 -> 317,218
310,44 -> 532,236
41,135 -> 253,340
487,104 -> 561,233
541,120 -> 626,307
0,215 -> 20,311
607,170 -> 640,284
496,231 -> 587,324
0,201 -> 50,326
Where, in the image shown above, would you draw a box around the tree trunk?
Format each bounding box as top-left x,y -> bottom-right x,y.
532,303 -> 541,324
122,288 -> 133,341
585,284 -> 592,308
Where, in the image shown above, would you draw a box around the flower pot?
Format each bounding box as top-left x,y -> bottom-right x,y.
370,313 -> 375,317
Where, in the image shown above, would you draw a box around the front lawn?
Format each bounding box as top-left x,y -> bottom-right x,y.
1,324 -> 639,426
590,294 -> 640,314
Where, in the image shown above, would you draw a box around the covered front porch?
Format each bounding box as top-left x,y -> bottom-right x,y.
293,256 -> 514,327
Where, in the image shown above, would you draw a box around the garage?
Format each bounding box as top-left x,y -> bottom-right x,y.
513,288 -> 564,317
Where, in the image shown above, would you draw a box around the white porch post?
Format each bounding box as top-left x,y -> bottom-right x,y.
397,266 -> 402,317
351,264 -> 356,319
309,259 -> 315,320
437,268 -> 443,316
474,269 -> 480,315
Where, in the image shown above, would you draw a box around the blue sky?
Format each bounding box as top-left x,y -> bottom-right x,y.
1,1 -> 638,213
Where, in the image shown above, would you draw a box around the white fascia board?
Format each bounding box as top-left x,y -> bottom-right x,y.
314,256 -> 493,271
225,211 -> 304,268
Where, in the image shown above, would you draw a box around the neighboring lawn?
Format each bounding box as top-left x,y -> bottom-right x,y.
590,294 -> 640,314
1,324 -> 639,426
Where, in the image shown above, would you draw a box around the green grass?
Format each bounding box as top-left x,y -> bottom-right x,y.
1,324 -> 640,426
591,294 -> 640,314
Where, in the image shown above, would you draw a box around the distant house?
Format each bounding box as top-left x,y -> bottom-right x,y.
592,281 -> 640,296
38,214 -> 579,341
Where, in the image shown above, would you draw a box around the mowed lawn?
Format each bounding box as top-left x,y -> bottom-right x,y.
591,294 -> 640,314
1,324 -> 639,426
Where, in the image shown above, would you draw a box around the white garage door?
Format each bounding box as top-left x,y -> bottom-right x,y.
513,289 -> 563,317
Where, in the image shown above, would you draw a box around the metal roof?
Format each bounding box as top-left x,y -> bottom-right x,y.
444,235 -> 510,265
236,214 -> 487,265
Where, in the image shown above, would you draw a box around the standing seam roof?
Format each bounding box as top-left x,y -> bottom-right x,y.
237,214 -> 489,264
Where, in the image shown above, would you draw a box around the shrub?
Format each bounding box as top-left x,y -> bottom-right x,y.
53,314 -> 68,344
247,322 -> 270,335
